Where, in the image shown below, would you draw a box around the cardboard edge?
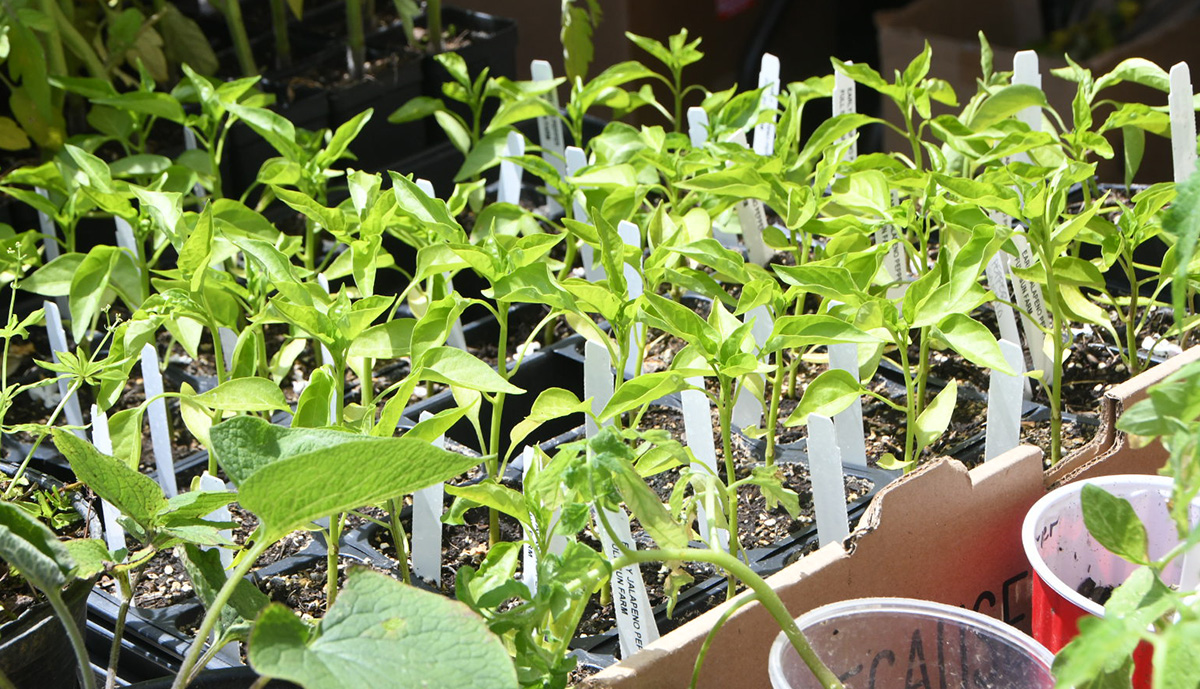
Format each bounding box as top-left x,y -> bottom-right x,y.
579,447 -> 1046,688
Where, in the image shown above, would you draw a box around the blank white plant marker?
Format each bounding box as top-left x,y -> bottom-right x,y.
753,53 -> 780,157
1170,62 -> 1197,182
43,301 -> 85,437
36,191 -> 68,315
141,344 -> 177,498
218,327 -> 238,373
617,220 -> 645,378
531,60 -> 567,215
985,340 -> 1026,462
182,127 -> 207,198
198,471 -> 233,569
584,340 -> 613,438
807,414 -> 850,547
682,377 -> 728,551
828,343 -> 867,469
498,131 -> 525,206
566,146 -> 604,282
90,406 -> 126,554
412,411 -> 445,587
1013,51 -> 1042,144
732,306 -> 772,432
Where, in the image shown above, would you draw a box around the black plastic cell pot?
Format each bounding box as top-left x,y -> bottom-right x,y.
127,666 -> 297,688
0,577 -> 93,689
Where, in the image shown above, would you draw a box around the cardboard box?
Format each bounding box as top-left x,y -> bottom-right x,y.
580,346 -> 1200,689
874,0 -> 1200,182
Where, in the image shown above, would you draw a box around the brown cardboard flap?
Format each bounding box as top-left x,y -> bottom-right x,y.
580,447 -> 1046,689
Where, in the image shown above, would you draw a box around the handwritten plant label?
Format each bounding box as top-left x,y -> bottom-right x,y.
584,340 -> 614,439
982,233 -> 1031,399
1008,233 -> 1053,384
832,66 -> 857,159
498,130 -> 525,206
531,60 -> 567,215
985,340 -> 1026,462
1170,62 -> 1197,182
807,414 -> 850,547
412,411 -> 445,587
828,342 -> 867,469
141,344 -> 178,498
682,376 -> 728,551
43,300 -> 85,436
730,130 -> 772,266
90,406 -> 127,554
594,505 -> 660,658
617,220 -> 645,378
753,53 -> 780,157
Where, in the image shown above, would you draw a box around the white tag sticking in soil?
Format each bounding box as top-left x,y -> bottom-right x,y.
183,127 -> 206,198
197,471 -> 233,569
827,342 -> 867,469
753,53 -> 780,157
1008,233 -> 1054,385
732,306 -> 772,432
584,340 -> 614,439
141,344 -> 177,498
412,411 -> 445,587
594,505 -> 661,659
1170,62 -> 1197,183
566,146 -> 604,282
90,406 -> 127,554
730,130 -> 772,266
686,108 -> 740,250
985,340 -> 1026,462
43,300 -> 85,436
807,414 -> 850,547
617,220 -> 645,378
499,130 -> 525,206
521,446 -> 567,593
682,377 -> 728,551
531,60 -> 567,216
832,66 -> 857,159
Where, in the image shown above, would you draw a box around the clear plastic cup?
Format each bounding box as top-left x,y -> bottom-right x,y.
768,598 -> 1055,689
1022,475 -> 1198,688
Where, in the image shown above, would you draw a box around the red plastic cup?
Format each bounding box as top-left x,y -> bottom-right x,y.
1023,475 -> 1193,688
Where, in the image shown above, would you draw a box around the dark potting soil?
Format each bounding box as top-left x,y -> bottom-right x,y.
1077,576 -> 1114,605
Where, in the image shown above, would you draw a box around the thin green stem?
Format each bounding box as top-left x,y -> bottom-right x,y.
388,498 -> 412,585
219,0 -> 257,78
268,0 -> 292,70
897,329 -> 918,468
46,588 -> 96,689
486,301 -> 511,546
346,0 -> 365,79
172,539 -> 271,689
105,572 -> 135,689
765,351 -> 785,468
427,0 -> 443,54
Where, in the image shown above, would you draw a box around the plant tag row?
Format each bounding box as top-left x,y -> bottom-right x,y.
42,300 -> 85,435
753,53 -> 780,158
985,339 -> 1026,462
521,445 -> 567,592
582,340 -> 659,657
141,343 -> 178,498
681,377 -> 728,551
617,220 -> 644,378
499,131 -> 525,206
90,406 -> 127,555
1171,62 -> 1197,182
412,411 -> 445,587
531,60 -> 567,216
807,413 -> 850,547
827,342 -> 868,468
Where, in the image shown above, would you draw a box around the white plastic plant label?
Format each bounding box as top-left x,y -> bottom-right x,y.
807,413 -> 850,547
753,53 -> 780,157
566,146 -> 604,282
832,66 -> 857,160
498,130 -> 525,206
682,376 -> 728,551
141,344 -> 178,498
521,446 -> 567,593
594,505 -> 660,658
730,130 -> 772,266
35,188 -> 60,263
686,106 -> 709,149
584,340 -> 614,438
1170,62 -> 1197,182
90,406 -> 126,554
218,327 -> 238,372
42,300 -> 85,437
114,216 -> 137,257
982,241 -> 1032,400
412,411 -> 445,587
197,471 -> 233,568
183,127 -> 206,198
531,60 -> 567,215
617,220 -> 645,378
732,306 -> 772,431
985,340 -> 1026,462
827,342 -> 867,469
1008,233 -> 1054,384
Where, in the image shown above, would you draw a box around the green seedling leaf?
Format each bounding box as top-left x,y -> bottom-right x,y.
914,381 -> 957,450
182,543 -> 269,639
212,417 -> 374,484
348,319 -> 415,360
445,483 -> 529,527
599,371 -> 691,422
234,434 -> 478,541
510,388 -> 590,450
1082,484 -> 1150,565
419,347 -> 524,394
62,539 -> 111,579
53,428 -> 165,531
785,369 -> 863,425
935,314 -> 1015,374
0,501 -> 74,592
189,377 -> 288,413
249,568 -> 518,689
967,84 -> 1048,130
763,315 -> 878,352
293,367 -> 336,428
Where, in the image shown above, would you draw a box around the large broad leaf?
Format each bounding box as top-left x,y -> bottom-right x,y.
763,315 -> 878,352
53,428 -> 165,531
510,387 -> 590,450
0,502 -> 73,593
189,377 -> 288,413
967,84 -> 1048,131
211,416 -> 380,485
599,371 -> 691,422
934,314 -> 1015,374
418,347 -> 524,394
231,429 -> 479,541
249,568 -> 518,689
785,369 -> 863,425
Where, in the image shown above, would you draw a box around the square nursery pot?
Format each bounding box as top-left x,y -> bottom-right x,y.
576,346 -> 1200,689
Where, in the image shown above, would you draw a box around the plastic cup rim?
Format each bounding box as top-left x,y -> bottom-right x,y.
1022,474 -> 1177,617
768,596 -> 1055,687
